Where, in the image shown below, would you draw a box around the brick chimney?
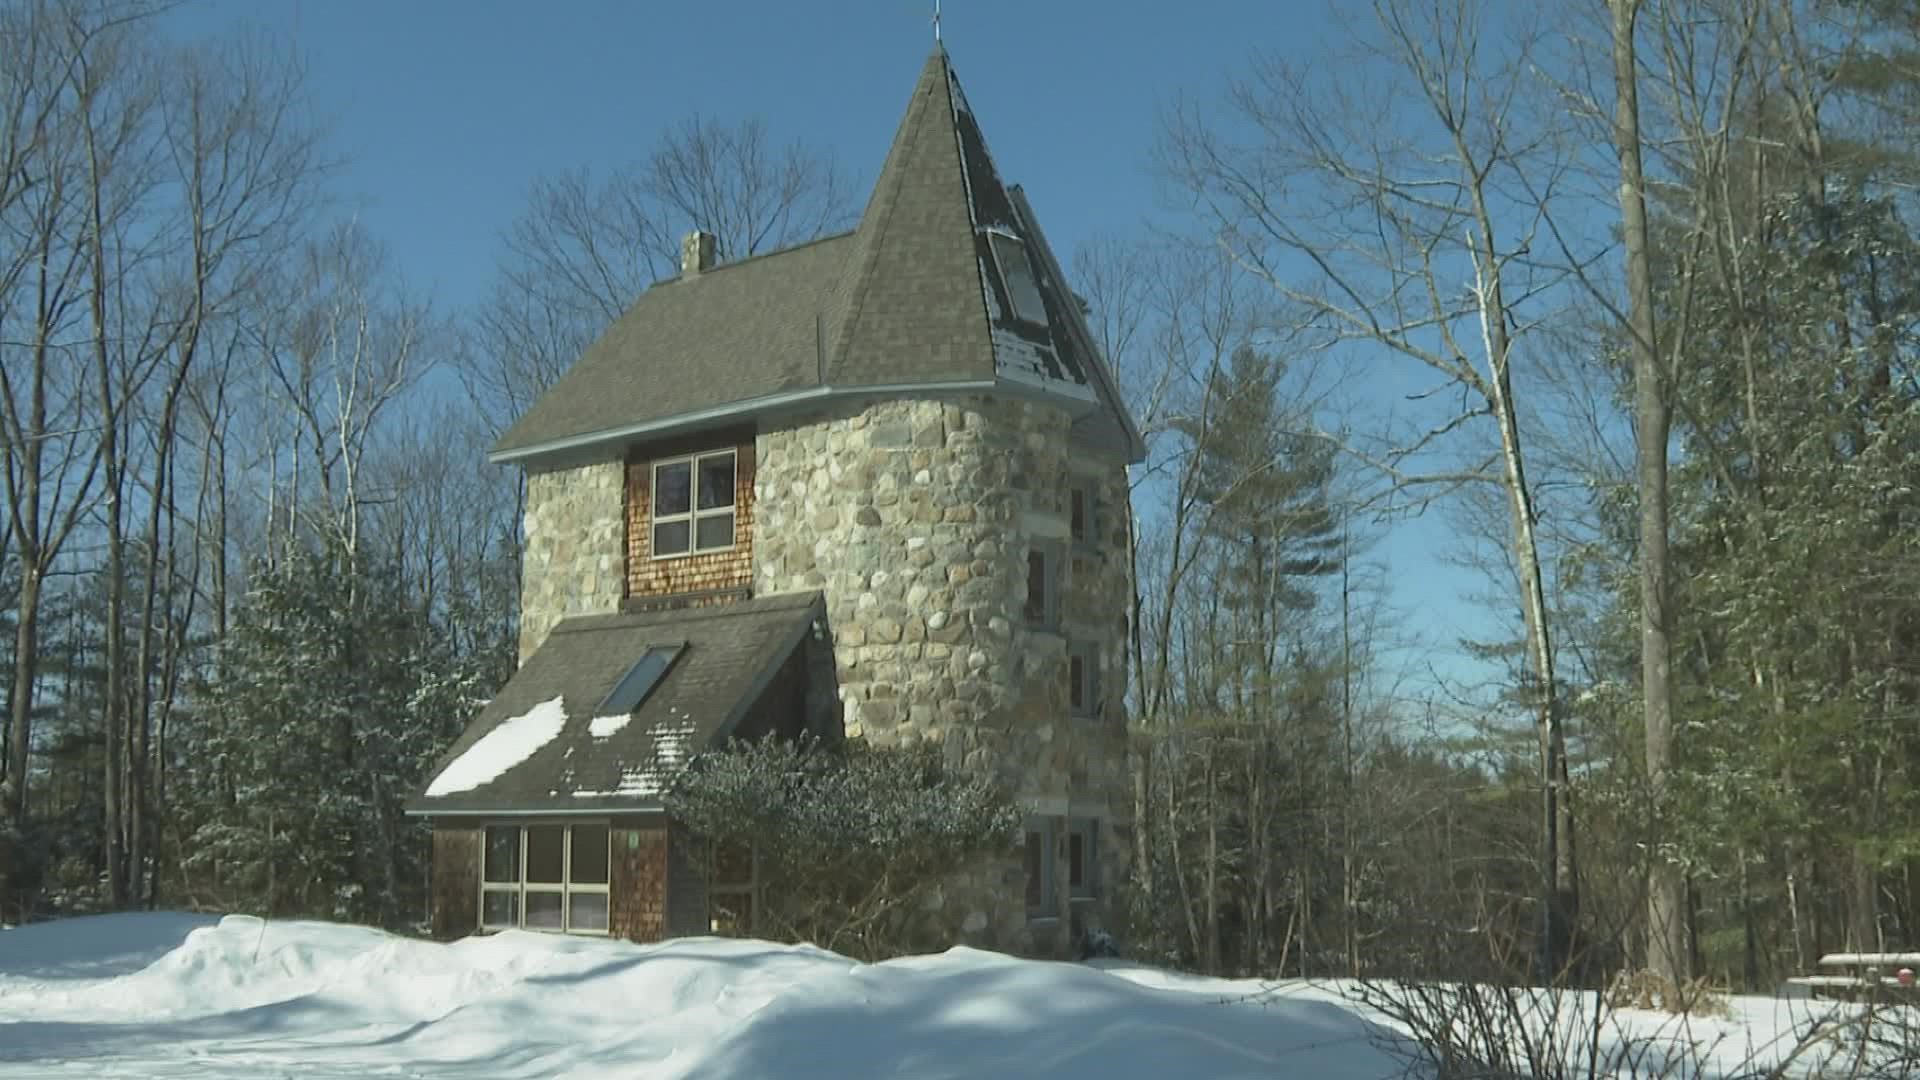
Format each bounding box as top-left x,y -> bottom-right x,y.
681,230 -> 717,276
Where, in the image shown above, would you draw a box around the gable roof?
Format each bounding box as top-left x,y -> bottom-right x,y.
405,592 -> 823,816
490,47 -> 1145,466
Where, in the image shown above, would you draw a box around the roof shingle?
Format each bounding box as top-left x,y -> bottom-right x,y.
407,592 -> 823,815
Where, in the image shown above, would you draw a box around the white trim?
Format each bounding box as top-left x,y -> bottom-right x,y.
489,381 -> 999,465
648,450 -> 737,560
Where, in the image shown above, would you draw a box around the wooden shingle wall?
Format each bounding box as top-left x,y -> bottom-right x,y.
430,827 -> 480,941
625,441 -> 756,603
610,823 -> 669,942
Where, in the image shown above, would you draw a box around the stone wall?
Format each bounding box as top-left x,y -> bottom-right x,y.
753,394 -> 1131,953
519,461 -> 626,662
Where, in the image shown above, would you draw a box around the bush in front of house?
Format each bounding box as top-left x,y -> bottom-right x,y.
664,736 -> 1021,960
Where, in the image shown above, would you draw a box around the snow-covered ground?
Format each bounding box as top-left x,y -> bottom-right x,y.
0,913 -> 1888,1078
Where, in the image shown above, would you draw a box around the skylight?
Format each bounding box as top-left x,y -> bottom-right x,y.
988,232 -> 1049,326
597,645 -> 682,715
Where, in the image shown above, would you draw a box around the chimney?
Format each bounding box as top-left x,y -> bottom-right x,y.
681,230 -> 717,276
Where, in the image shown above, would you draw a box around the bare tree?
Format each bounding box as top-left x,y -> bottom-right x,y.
466,116 -> 855,431
1165,0 -> 1582,975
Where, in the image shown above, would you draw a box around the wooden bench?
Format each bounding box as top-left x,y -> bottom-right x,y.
1786,952 -> 1920,1001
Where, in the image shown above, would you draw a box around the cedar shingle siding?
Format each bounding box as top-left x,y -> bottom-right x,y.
430,828 -> 480,941
626,442 -> 755,603
610,823 -> 669,942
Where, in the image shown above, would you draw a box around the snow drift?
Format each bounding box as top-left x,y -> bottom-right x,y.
0,913 -> 1401,1078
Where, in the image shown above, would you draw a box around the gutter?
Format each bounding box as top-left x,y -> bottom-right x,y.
490,379 -> 999,466
403,804 -> 666,818
489,374 -> 1108,467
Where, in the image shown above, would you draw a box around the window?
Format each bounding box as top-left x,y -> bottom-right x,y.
1069,486 -> 1089,543
1069,642 -> 1100,720
1024,817 -> 1101,918
1024,823 -> 1052,913
707,839 -> 758,936
651,450 -> 736,558
480,823 -> 610,934
1068,818 -> 1098,901
598,646 -> 682,714
1025,543 -> 1061,628
988,231 -> 1049,326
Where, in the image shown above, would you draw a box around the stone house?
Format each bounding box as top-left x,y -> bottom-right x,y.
406,46 -> 1145,956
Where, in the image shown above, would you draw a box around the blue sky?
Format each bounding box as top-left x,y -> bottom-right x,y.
162,0 -> 1511,707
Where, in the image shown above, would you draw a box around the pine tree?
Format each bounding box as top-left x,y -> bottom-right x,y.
176,539 -> 483,926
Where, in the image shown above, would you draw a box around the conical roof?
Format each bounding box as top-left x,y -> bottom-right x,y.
492,46 -> 1143,465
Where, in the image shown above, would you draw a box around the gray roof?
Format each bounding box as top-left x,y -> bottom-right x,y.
491,47 -> 1146,465
406,592 -> 823,816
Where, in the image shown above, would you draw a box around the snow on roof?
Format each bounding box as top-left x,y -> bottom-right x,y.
425,696 -> 567,797
587,714 -> 631,740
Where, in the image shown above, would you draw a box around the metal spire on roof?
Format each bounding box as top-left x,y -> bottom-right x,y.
933,0 -> 941,42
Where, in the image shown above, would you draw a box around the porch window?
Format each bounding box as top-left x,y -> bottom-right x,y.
652,450 -> 736,558
480,822 -> 610,935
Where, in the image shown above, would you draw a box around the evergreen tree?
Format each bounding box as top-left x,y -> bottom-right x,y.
175,540 -> 483,926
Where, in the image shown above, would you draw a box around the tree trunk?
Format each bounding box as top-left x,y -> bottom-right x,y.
1610,0 -> 1689,983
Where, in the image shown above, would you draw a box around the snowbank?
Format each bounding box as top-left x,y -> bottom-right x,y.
0,913 -> 1865,1077
0,913 -> 1401,1078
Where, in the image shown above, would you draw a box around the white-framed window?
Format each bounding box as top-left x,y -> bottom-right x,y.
480,822 -> 611,935
1068,642 -> 1100,721
651,450 -> 736,559
1025,542 -> 1062,629
1025,816 -> 1100,917
987,230 -> 1049,326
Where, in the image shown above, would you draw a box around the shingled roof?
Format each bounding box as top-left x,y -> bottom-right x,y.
491,47 -> 1145,466
405,592 -> 823,816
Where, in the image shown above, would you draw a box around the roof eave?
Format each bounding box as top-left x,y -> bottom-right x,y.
403,801 -> 667,819
489,379 -> 1000,467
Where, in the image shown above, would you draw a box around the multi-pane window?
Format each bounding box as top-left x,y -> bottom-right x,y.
480,823 -> 610,935
651,450 -> 736,558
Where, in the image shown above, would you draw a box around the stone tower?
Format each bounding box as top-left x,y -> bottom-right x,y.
411,47 -> 1145,956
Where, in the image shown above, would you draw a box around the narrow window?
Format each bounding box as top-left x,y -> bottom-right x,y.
1024,825 -> 1050,912
650,450 -> 736,558
1069,486 -> 1088,543
1068,643 -> 1099,720
1024,544 -> 1060,628
989,231 -> 1049,326
1068,818 -> 1099,901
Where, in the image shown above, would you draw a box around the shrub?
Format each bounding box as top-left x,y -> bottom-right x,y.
665,736 -> 1021,960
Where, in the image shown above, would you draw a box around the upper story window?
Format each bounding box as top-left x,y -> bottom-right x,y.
988,231 -> 1049,326
1069,485 -> 1089,544
652,450 -> 735,558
